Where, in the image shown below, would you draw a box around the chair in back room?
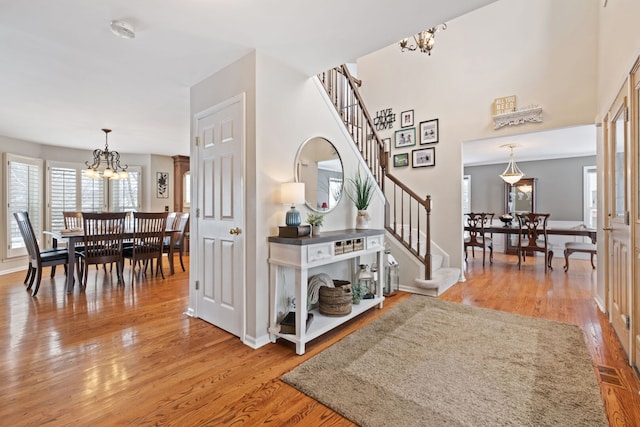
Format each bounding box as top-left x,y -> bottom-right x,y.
516,212 -> 554,272
76,212 -> 127,286
123,212 -> 168,282
464,212 -> 494,266
13,211 -> 69,296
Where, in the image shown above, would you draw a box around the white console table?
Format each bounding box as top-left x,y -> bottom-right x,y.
268,229 -> 385,355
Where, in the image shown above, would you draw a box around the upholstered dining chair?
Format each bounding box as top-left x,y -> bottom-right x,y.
464,212 -> 494,266
123,212 -> 168,281
516,212 -> 554,272
163,212 -> 189,274
76,212 -> 127,286
13,211 -> 69,296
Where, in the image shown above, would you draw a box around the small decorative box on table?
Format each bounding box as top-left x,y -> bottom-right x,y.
278,225 -> 311,238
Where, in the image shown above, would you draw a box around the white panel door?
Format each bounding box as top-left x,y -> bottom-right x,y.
195,94 -> 245,338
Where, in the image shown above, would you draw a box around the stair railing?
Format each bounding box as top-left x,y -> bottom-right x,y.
318,65 -> 432,280
384,174 -> 432,279
317,67 -> 386,189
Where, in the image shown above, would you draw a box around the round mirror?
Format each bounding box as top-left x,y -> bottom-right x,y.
295,137 -> 344,212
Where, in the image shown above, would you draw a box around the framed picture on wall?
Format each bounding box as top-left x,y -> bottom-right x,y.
393,153 -> 409,168
400,110 -> 414,127
419,119 -> 439,144
412,147 -> 435,168
156,172 -> 169,198
394,128 -> 416,148
383,137 -> 391,153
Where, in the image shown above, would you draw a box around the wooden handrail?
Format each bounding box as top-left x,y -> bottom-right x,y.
317,66 -> 432,280
384,173 -> 432,280
317,67 -> 386,187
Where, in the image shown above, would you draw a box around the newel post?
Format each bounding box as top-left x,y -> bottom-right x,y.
424,195 -> 432,280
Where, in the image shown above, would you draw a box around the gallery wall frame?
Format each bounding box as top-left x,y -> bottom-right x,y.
419,119 -> 439,145
412,147 -> 435,168
393,153 -> 409,168
394,128 -> 416,148
401,110 -> 414,128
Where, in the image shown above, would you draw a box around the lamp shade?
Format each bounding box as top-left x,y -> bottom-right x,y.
280,182 -> 305,205
499,144 -> 524,184
281,182 -> 305,226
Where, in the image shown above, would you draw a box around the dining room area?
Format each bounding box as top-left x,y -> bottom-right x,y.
1,133 -> 192,293
462,126 -> 599,274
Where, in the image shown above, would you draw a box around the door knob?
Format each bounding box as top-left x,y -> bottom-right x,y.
602,227 -> 613,231
229,227 -> 242,235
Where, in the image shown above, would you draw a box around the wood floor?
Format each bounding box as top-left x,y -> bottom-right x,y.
1,253 -> 639,426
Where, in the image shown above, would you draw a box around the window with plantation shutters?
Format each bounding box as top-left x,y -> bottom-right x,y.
109,168 -> 140,212
49,166 -> 78,232
81,174 -> 105,212
6,154 -> 43,258
47,161 -> 107,236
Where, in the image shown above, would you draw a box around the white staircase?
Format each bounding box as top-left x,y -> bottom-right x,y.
316,66 -> 457,295
386,227 -> 460,297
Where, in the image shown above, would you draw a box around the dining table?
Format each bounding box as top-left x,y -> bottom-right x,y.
46,228 -> 178,293
464,223 -> 597,271
478,224 -> 597,243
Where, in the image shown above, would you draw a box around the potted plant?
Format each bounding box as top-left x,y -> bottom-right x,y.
351,282 -> 363,304
306,212 -> 325,236
346,169 -> 375,229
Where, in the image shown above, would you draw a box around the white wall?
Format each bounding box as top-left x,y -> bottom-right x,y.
254,52 -> 385,342
596,0 -> 640,119
357,0 -> 598,268
148,155 -> 174,212
190,51 -> 385,346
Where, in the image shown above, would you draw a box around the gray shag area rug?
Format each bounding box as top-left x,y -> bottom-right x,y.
281,296 -> 608,427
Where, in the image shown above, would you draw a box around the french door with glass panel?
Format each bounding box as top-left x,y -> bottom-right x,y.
605,80 -> 633,362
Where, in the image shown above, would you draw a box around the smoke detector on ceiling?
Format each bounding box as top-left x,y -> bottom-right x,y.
110,20 -> 135,39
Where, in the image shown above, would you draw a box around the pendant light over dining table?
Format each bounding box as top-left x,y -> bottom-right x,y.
83,129 -> 129,180
499,144 -> 524,184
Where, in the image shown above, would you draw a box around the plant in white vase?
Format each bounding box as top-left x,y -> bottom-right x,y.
346,169 -> 374,229
306,212 -> 325,236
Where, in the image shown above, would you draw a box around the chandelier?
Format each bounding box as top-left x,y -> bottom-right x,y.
399,23 -> 447,55
83,129 -> 129,180
499,144 -> 524,185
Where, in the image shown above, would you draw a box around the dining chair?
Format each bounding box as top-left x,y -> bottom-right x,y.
516,212 -> 554,272
166,211 -> 178,231
123,212 -> 168,281
13,211 -> 69,296
63,211 -> 83,230
163,212 -> 189,273
464,212 -> 494,266
76,212 -> 127,286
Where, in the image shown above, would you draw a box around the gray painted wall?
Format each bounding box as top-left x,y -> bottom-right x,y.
464,156 -> 596,221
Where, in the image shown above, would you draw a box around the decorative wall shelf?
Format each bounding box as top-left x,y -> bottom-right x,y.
493,105 -> 543,129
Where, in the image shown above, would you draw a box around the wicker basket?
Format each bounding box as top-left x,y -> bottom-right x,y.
319,283 -> 352,316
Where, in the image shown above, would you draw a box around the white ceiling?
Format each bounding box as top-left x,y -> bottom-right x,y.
462,125 -> 597,166
0,0 -> 496,157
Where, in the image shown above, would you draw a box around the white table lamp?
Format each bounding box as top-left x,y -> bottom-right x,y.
281,182 -> 305,226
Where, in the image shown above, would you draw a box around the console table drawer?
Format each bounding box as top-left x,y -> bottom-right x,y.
307,243 -> 334,263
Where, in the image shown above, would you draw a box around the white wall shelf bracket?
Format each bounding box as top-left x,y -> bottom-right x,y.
493,106 -> 543,129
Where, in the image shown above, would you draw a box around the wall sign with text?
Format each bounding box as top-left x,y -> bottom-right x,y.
374,108 -> 396,130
